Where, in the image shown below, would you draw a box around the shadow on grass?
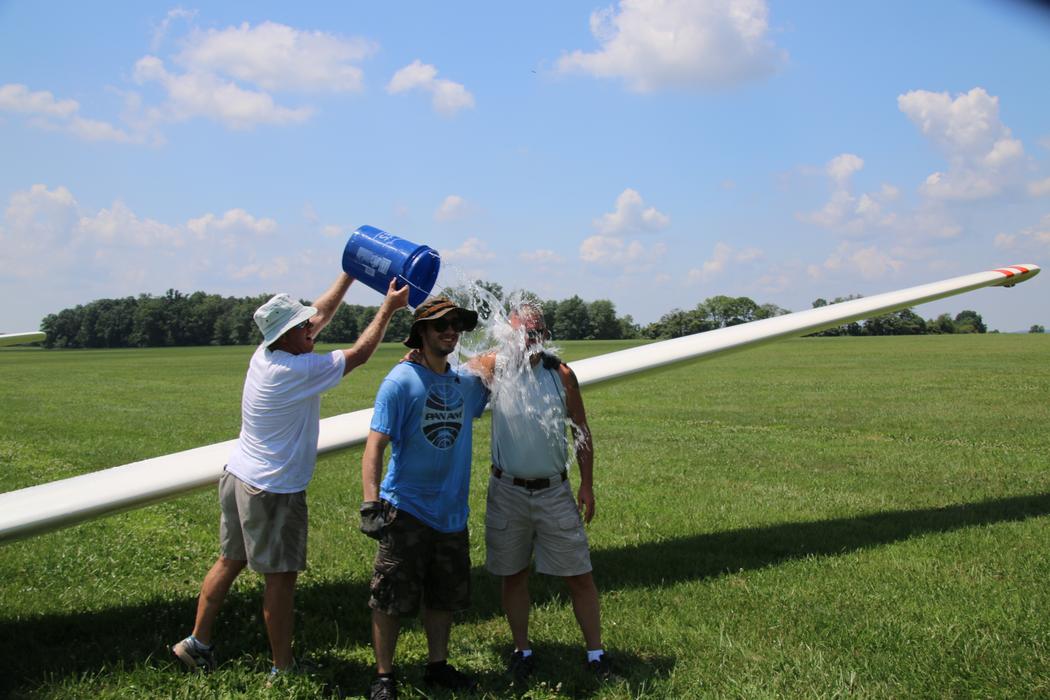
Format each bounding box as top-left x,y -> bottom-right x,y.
587,491 -> 1050,589
2,492 -> 1048,697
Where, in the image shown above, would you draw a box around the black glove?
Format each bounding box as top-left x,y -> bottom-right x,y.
359,500 -> 386,540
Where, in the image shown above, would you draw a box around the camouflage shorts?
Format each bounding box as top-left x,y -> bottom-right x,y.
368,502 -> 471,618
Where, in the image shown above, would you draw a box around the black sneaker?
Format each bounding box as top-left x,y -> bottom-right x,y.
424,661 -> 478,692
171,637 -> 215,672
369,675 -> 397,700
588,653 -> 615,681
507,651 -> 535,683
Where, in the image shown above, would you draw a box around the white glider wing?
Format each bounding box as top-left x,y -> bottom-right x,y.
0,264 -> 1039,543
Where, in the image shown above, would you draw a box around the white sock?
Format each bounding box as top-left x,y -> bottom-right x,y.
188,635 -> 212,650
516,648 -> 533,658
587,649 -> 605,663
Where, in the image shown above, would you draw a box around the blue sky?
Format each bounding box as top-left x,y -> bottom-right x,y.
2,0 -> 1048,333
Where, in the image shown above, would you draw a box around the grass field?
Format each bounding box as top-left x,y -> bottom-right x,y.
1,335 -> 1048,699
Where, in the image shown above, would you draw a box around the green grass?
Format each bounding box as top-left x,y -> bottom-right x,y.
1,335 -> 1048,698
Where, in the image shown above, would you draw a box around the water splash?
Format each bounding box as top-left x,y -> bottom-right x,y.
436,273 -> 588,474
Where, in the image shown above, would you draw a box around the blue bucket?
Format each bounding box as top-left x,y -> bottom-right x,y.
341,225 -> 441,308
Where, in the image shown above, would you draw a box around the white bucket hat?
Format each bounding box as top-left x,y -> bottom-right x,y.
254,293 -> 317,347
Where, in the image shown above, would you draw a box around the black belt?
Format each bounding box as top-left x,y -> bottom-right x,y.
492,466 -> 567,491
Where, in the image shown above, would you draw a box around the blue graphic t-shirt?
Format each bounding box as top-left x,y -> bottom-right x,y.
370,362 -> 489,532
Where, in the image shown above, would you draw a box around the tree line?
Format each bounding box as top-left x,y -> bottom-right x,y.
37,283 -> 1013,349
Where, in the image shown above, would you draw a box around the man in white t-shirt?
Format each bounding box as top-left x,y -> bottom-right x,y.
173,272 -> 408,677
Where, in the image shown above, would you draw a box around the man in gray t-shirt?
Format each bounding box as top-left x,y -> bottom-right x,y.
172,273 -> 407,677
483,304 -> 613,682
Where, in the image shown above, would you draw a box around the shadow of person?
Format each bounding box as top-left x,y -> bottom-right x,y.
2,491 -> 1047,697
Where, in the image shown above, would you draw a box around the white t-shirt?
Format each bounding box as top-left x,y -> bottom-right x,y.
225,345 -> 346,493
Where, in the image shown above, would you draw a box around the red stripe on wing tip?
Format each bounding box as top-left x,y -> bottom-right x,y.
994,268 -> 1017,277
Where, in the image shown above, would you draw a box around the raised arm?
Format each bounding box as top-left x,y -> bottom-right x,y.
342,278 -> 410,375
560,363 -> 595,523
309,272 -> 354,336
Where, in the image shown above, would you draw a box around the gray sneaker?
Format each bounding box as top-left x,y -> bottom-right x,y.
172,637 -> 215,672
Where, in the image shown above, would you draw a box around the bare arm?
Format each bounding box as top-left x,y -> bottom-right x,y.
342,278 -> 410,375
466,351 -> 496,387
309,272 -> 354,337
560,363 -> 595,523
361,430 -> 392,502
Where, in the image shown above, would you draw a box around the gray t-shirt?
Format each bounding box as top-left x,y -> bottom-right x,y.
490,357 -> 568,478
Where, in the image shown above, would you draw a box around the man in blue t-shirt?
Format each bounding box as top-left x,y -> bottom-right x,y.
360,297 -> 489,700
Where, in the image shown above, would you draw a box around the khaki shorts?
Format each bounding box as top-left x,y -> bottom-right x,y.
219,469 -> 308,573
484,472 -> 592,577
368,502 -> 471,618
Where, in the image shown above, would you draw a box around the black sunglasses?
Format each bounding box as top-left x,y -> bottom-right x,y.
430,316 -> 466,333
293,319 -> 311,330
526,327 -> 551,340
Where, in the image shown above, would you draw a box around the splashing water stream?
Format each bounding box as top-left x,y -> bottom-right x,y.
437,277 -> 589,474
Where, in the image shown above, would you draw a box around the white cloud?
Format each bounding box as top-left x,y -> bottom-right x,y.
434,195 -> 469,222
827,153 -> 864,184
519,249 -> 565,264
0,83 -> 142,143
443,237 -> 495,262
133,56 -> 313,130
177,21 -> 376,93
0,83 -> 78,117
580,235 -> 666,265
810,242 -> 903,280
78,200 -> 183,247
581,188 -> 669,267
1027,177 -> 1050,198
593,188 -> 670,236
557,0 -> 784,92
798,154 -> 898,234
0,184 -> 78,277
898,87 -> 1026,200
151,7 -> 198,51
387,60 -> 475,116
229,257 -> 290,280
187,208 -> 278,241
686,241 -> 764,283
0,184 -> 293,292
993,214 -> 1050,251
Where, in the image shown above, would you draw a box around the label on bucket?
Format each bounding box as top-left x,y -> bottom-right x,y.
355,247 -> 392,277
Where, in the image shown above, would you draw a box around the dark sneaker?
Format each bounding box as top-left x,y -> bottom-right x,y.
171,637 -> 215,672
507,651 -> 535,683
424,661 -> 478,692
369,676 -> 397,700
588,653 -> 616,682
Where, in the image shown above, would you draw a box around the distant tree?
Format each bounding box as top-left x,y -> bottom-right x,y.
540,299 -> 558,334
927,313 -> 956,334
618,314 -> 641,339
316,302 -> 360,343
1030,324 -> 1045,334
644,308 -> 712,339
700,295 -> 759,327
755,303 -> 790,320
954,309 -> 986,334
864,308 -> 926,335
553,296 -> 591,340
809,295 -> 864,336
588,299 -> 621,339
